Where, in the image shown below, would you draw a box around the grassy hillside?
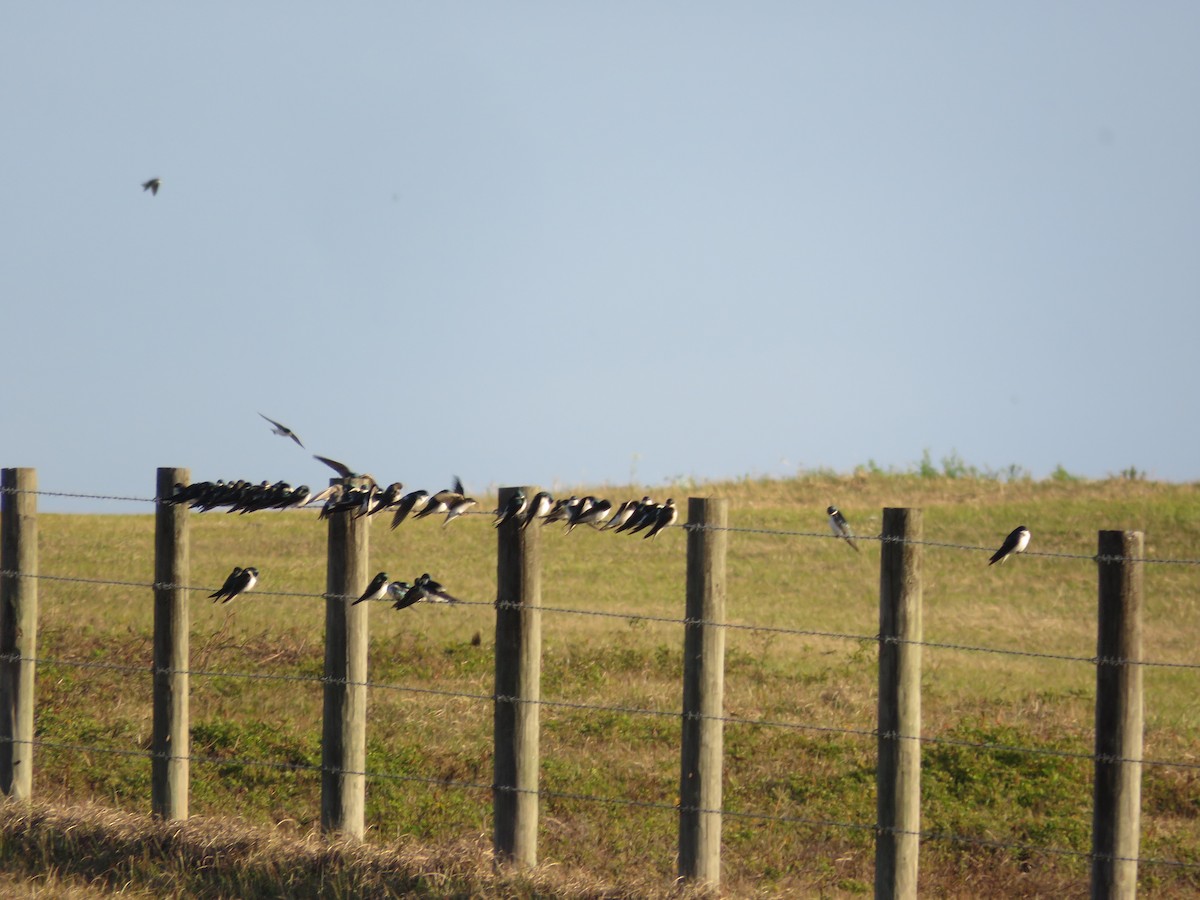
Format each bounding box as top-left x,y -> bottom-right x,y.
15,471 -> 1200,897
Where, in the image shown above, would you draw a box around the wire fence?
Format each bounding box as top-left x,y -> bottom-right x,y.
3,477 -> 1199,886
4,567 -> 1198,672
5,482 -> 1200,565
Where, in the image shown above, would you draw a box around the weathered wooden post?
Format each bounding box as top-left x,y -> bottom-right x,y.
494,486 -> 542,866
876,507 -> 922,900
152,466 -> 190,819
322,477 -> 370,839
1092,530 -> 1144,900
0,468 -> 38,800
679,497 -> 728,887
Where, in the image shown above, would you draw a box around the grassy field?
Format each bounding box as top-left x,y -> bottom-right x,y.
9,471 -> 1200,897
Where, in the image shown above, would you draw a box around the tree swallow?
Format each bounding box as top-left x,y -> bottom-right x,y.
353,571 -> 390,605
522,491 -> 553,530
391,573 -> 461,610
989,526 -> 1031,566
390,490 -> 430,529
602,499 -> 638,531
827,506 -> 859,552
142,177 -> 161,195
209,566 -> 258,603
442,494 -> 478,527
313,454 -> 356,479
643,498 -> 678,539
623,498 -> 659,535
258,413 -> 304,448
568,497 -> 612,532
495,490 -> 528,528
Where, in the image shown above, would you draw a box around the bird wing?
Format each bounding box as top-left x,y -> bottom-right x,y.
314,455 -> 354,478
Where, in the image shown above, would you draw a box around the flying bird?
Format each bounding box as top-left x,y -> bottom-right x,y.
209,566 -> 258,603
989,526 -> 1031,566
142,177 -> 161,195
258,413 -> 304,448
827,506 -> 859,552
312,458 -> 372,487
442,494 -> 478,528
352,571 -> 390,605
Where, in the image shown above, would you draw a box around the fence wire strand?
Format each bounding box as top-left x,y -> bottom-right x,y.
6,569 -> 1198,671
13,651 -> 1200,773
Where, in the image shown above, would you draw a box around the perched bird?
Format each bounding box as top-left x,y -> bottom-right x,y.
355,482 -> 382,518
989,526 -> 1031,566
643,498 -> 678,539
317,484 -> 346,519
391,573 -> 461,610
827,506 -> 859,553
495,490 -> 528,528
602,499 -> 639,531
142,177 -> 161,195
568,497 -> 612,532
623,497 -> 660,535
390,490 -> 430,529
416,480 -> 469,522
279,485 -> 312,510
374,482 -> 406,515
209,566 -> 258,603
259,413 -> 304,448
542,496 -> 579,526
522,491 -> 553,530
353,572 -> 390,605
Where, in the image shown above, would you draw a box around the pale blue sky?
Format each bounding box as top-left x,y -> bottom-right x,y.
4,4 -> 1199,512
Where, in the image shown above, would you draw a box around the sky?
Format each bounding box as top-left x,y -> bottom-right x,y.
3,4 -> 1200,513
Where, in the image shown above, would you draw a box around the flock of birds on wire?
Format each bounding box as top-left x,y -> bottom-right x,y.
172,413 -> 1034,609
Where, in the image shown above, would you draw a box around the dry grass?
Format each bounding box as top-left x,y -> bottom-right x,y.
0,800 -> 715,898
12,471 -> 1200,896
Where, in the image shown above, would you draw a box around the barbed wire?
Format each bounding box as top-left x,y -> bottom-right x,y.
0,486 -> 158,504
6,569 -> 1198,672
5,482 -> 1200,566
15,734 -> 1199,872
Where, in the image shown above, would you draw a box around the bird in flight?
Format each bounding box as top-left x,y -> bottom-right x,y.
142,177 -> 162,195
258,413 -> 304,448
314,455 -> 360,479
827,506 -> 859,552
209,566 -> 258,603
989,526 -> 1031,566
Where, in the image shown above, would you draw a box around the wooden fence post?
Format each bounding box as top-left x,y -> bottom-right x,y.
322,477 -> 370,839
1092,530 -> 1144,900
876,507 -> 922,900
152,466 -> 190,820
679,497 -> 728,887
494,485 -> 542,866
0,468 -> 38,801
